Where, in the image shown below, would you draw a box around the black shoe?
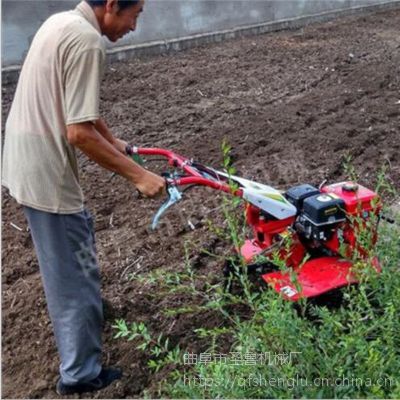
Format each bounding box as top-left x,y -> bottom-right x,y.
56,367 -> 123,395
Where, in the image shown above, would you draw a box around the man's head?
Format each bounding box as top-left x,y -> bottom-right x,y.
86,0 -> 144,42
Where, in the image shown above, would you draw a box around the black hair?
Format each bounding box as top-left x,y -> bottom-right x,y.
86,0 -> 140,11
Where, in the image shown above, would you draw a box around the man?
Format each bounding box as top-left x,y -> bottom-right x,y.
2,0 -> 165,395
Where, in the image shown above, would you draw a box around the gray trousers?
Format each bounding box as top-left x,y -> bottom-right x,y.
23,206 -> 103,385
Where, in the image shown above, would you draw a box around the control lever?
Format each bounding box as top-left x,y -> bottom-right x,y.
151,182 -> 182,230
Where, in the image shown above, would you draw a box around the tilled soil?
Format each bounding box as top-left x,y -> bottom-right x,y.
2,7 -> 400,399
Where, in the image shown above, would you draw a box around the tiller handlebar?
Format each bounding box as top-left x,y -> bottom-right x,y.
126,145 -> 297,229
127,145 -> 241,193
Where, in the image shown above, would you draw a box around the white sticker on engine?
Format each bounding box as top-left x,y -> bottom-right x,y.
316,194 -> 333,202
280,286 -> 297,297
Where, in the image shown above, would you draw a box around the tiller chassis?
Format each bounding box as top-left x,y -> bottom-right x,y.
127,146 -> 381,301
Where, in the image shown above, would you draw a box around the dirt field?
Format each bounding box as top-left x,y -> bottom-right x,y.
2,7 -> 400,399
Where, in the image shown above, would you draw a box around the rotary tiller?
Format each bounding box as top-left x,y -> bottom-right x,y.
126,145 -> 381,301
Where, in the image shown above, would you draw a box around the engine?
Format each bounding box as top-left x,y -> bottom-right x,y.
285,182 -> 380,255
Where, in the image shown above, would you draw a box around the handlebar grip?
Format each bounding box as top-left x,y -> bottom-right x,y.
126,145 -> 144,165
125,144 -> 134,155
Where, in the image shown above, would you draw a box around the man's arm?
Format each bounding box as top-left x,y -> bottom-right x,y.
93,118 -> 127,154
67,122 -> 165,198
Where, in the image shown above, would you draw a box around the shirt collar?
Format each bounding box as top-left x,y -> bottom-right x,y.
75,1 -> 101,34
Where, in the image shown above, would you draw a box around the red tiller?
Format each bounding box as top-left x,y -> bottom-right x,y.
127,145 -> 382,301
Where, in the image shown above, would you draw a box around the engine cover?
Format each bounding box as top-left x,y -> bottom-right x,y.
303,194 -> 346,225
285,184 -> 320,211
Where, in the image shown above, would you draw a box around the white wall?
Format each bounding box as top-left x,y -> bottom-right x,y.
2,0 -> 398,67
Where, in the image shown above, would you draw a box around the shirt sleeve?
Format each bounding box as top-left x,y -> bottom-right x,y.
64,48 -> 105,125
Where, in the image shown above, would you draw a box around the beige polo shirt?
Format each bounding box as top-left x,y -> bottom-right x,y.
2,1 -> 106,213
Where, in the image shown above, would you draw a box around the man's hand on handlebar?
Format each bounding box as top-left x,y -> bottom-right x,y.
134,169 -> 166,198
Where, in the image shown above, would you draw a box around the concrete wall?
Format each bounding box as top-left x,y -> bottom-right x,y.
2,0 -> 399,68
